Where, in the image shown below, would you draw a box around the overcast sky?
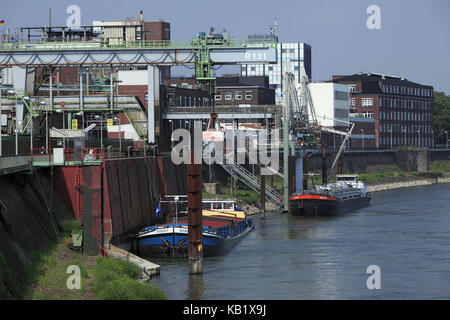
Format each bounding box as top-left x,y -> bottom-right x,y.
2,0 -> 450,93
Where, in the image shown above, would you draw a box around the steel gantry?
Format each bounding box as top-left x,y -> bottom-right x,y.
0,37 -> 277,144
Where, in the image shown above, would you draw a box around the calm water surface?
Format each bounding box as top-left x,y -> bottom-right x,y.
148,183 -> 450,299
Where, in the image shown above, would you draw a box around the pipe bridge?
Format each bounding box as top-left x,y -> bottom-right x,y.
0,39 -> 277,144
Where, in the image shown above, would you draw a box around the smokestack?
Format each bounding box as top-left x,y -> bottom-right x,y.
140,10 -> 143,23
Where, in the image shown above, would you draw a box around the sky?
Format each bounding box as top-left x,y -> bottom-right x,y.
2,0 -> 450,93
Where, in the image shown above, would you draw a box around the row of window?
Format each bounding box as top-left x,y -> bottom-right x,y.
350,97 -> 374,107
380,124 -> 432,134
177,96 -> 212,107
215,91 -> 253,101
382,85 -> 432,97
380,111 -> 432,122
362,98 -> 373,107
380,136 -> 431,147
362,112 -> 374,118
380,97 -> 432,110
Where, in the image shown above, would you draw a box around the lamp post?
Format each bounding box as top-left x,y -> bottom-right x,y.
95,114 -> 103,150
431,130 -> 434,149
333,131 -> 336,149
417,130 -> 420,148
375,128 -> 378,149
389,129 -> 392,150
24,97 -> 32,152
446,131 -> 448,149
40,101 -> 48,151
168,120 -> 174,149
361,129 -> 364,149
8,90 -> 18,156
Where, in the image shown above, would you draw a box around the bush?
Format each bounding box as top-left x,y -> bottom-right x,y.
92,257 -> 167,300
59,218 -> 82,236
430,161 -> 450,177
358,173 -> 376,184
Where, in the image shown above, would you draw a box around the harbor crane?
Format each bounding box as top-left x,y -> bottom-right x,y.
282,64 -> 354,211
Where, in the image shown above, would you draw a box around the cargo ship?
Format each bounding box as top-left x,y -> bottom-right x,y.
136,199 -> 254,258
290,175 -> 371,216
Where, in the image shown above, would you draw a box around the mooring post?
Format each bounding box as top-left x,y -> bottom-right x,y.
187,122 -> 203,274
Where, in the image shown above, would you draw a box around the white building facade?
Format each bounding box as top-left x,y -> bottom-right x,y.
241,41 -> 312,105
308,82 -> 350,128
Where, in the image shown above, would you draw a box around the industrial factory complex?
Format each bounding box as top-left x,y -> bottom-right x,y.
1,7 -> 447,303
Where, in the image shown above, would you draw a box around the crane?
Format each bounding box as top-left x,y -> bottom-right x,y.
282,65 -> 354,211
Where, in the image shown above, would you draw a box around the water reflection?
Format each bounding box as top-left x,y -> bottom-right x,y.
187,274 -> 203,300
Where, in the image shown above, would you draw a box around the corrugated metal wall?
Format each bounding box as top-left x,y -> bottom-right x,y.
104,156 -> 186,241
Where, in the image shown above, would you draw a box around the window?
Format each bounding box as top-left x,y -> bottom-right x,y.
362,112 -> 374,118
245,91 -> 253,100
349,85 -> 356,93
225,91 -> 233,100
362,98 -> 373,107
350,98 -> 355,106
235,91 -> 242,100
335,91 -> 349,101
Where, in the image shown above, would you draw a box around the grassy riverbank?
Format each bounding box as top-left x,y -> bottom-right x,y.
24,218 -> 167,300
358,160 -> 450,185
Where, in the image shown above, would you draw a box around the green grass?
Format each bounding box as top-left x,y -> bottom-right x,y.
25,242 -> 93,300
430,160 -> 450,177
92,257 -> 167,300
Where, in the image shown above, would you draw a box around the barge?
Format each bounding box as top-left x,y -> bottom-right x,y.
290,175 -> 371,216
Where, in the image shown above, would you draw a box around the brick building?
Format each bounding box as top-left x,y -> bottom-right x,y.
214,76 -> 275,106
333,73 -> 434,148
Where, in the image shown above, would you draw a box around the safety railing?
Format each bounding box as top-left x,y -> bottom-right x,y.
30,147 -> 104,166
82,148 -> 104,165
0,38 -> 277,51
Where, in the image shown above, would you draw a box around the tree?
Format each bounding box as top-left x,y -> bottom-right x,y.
433,91 -> 450,144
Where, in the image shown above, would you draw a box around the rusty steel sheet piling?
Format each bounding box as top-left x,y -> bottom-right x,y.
188,121 -> 203,274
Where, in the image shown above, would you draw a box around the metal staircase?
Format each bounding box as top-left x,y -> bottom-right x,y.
219,155 -> 282,208
123,107 -> 147,140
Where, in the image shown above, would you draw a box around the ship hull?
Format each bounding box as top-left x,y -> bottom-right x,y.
137,222 -> 254,258
290,194 -> 371,217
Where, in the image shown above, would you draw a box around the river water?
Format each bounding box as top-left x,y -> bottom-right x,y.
148,183 -> 450,299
